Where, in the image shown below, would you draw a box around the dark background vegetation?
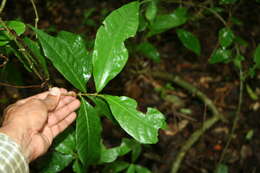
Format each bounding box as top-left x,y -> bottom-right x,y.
1,0 -> 260,172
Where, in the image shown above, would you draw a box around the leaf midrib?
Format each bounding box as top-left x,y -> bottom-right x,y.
94,8 -> 135,91
105,96 -> 157,138
40,35 -> 85,91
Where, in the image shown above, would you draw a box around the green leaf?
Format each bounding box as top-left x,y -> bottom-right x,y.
0,20 -> 26,46
72,160 -> 85,173
99,138 -> 134,163
148,7 -> 188,37
219,28 -> 234,48
219,0 -> 237,4
89,96 -> 115,122
100,138 -> 141,163
36,151 -> 74,173
145,1 -> 157,22
0,20 -> 26,36
34,29 -> 91,92
137,42 -> 160,62
54,127 -> 76,155
214,164 -> 229,173
102,161 -> 130,173
135,165 -> 152,173
93,1 -> 140,92
126,164 -> 136,173
103,95 -> 165,144
254,44 -> 260,68
176,29 -> 201,55
76,97 -> 102,165
209,48 -> 231,64
23,37 -> 49,78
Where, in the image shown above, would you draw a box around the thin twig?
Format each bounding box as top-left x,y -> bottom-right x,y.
0,18 -> 44,80
218,68 -> 244,163
147,71 -> 223,173
0,81 -> 46,88
30,0 -> 39,29
0,54 -> 8,67
0,0 -> 7,14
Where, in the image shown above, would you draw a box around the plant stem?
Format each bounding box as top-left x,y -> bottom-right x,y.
219,68 -> 244,163
0,18 -> 44,80
0,0 -> 7,14
148,71 -> 223,173
30,0 -> 39,29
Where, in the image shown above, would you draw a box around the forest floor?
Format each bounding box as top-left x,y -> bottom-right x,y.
1,0 -> 260,173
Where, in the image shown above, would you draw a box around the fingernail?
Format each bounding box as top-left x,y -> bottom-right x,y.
49,87 -> 60,96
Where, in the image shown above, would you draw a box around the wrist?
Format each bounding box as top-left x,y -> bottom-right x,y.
0,125 -> 32,162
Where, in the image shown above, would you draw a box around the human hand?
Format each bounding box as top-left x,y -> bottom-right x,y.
0,87 -> 80,162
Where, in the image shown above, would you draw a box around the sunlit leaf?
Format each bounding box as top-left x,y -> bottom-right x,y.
254,44 -> 260,68
137,42 -> 160,62
36,151 -> 74,173
219,27 -> 234,48
176,29 -> 201,55
145,0 -> 157,22
209,48 -> 231,64
76,97 -> 102,165
148,7 -> 188,37
34,29 -> 91,92
93,1 -> 140,92
54,127 -> 75,155
103,95 -> 165,144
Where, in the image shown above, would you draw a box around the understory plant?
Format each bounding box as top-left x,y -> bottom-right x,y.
0,1 -> 166,172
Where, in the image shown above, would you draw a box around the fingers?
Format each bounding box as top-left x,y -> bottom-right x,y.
42,88 -> 61,111
51,112 -> 77,137
48,99 -> 80,126
56,91 -> 77,110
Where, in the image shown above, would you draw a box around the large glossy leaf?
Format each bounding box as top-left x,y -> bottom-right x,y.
219,27 -> 234,48
92,1 -> 140,92
176,29 -> 201,55
76,97 -> 102,165
23,37 -> 49,78
209,48 -> 231,64
36,151 -> 74,173
103,95 -> 165,144
34,29 -> 91,92
137,42 -> 160,62
148,7 -> 188,37
254,44 -> 260,68
54,127 -> 75,155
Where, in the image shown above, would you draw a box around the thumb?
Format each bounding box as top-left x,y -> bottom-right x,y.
42,87 -> 61,111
